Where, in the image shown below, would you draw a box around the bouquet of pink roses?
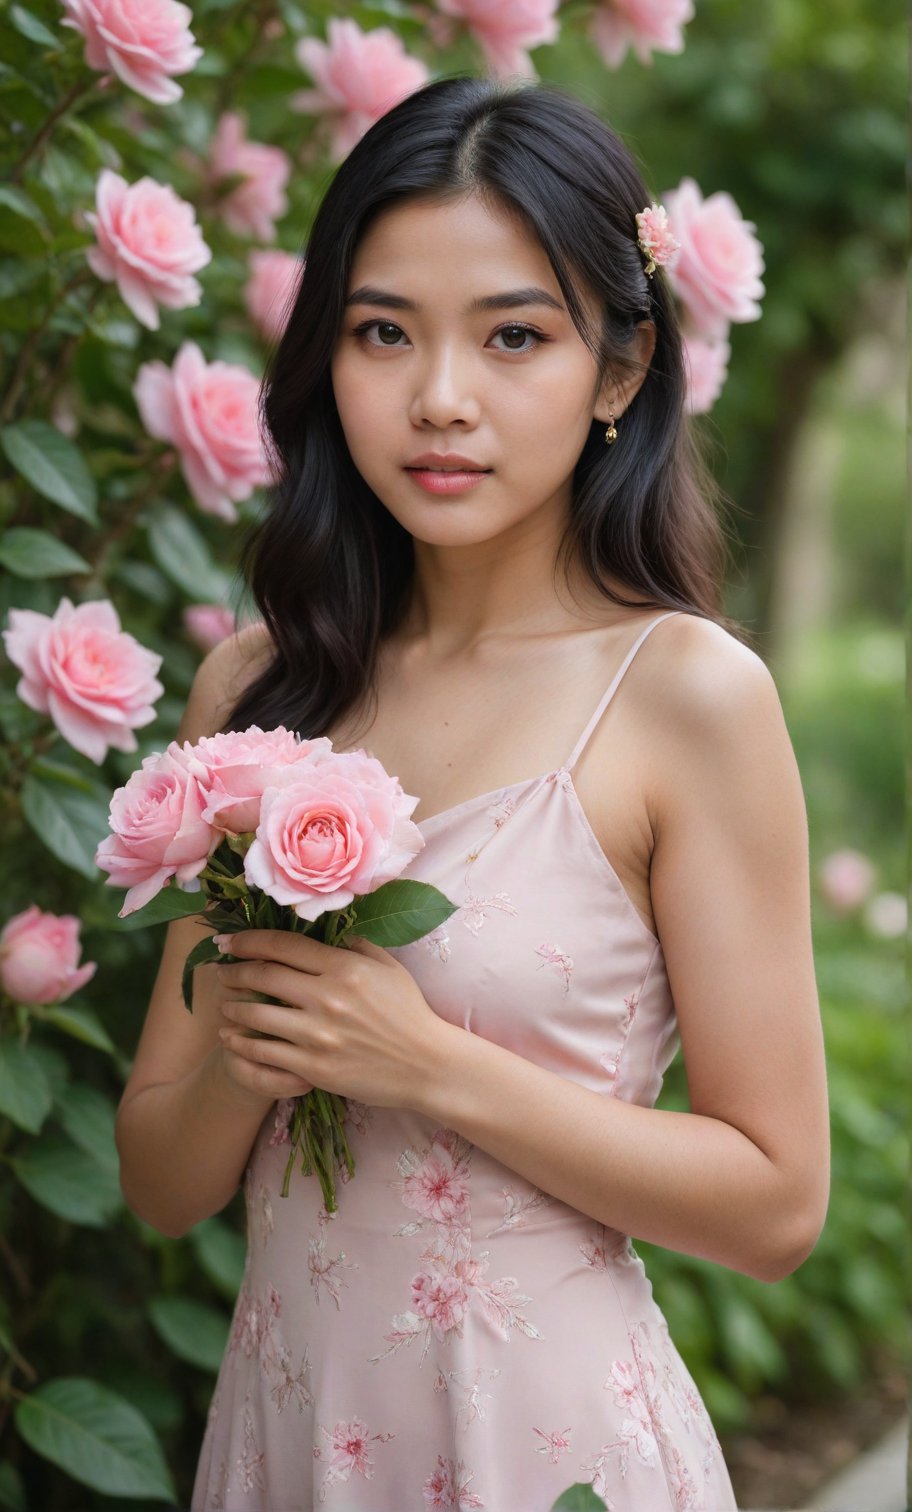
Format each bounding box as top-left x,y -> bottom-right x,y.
94,725 -> 456,1211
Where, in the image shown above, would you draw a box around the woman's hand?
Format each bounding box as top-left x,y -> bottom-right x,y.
213,928 -> 449,1111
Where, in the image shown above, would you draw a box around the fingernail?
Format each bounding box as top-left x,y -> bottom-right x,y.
212,934 -> 232,951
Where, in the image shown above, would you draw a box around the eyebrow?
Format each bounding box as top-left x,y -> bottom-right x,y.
343,284 -> 565,315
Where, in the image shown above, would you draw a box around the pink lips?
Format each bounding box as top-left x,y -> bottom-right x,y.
405,467 -> 490,495
403,451 -> 492,496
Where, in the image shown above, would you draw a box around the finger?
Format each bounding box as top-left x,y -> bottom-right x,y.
220,1025 -> 308,1080
346,934 -> 391,962
222,997 -> 309,1042
219,959 -> 323,1012
213,928 -> 340,974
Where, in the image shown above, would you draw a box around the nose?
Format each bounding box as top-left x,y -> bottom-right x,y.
407,341 -> 481,430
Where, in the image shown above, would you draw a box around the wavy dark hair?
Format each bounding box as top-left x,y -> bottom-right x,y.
223,73 -> 746,739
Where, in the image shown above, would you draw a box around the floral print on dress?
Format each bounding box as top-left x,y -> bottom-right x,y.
579,1223 -> 631,1270
460,889 -> 518,937
422,1452 -> 485,1509
308,1224 -> 359,1309
370,1126 -> 543,1366
599,988 -> 642,1084
576,1316 -> 726,1511
536,941 -> 574,995
532,1424 -> 573,1464
483,1182 -> 554,1237
312,1417 -> 395,1504
236,1402 -> 266,1494
433,1365 -> 502,1431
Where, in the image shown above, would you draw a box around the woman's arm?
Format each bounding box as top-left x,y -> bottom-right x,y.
115,619 -> 305,1238
415,623 -> 831,1283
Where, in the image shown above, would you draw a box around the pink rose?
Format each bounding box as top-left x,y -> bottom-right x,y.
60,0 -> 202,106
0,905 -> 97,1006
182,604 -> 238,653
243,751 -> 423,922
2,596 -> 163,765
85,168 -> 211,331
410,1268 -> 471,1340
94,743 -> 219,917
209,112 -> 290,242
293,19 -> 430,162
436,0 -> 560,80
133,340 -> 274,522
818,849 -> 878,915
191,726 -> 333,836
682,329 -> 731,414
661,176 -> 766,341
244,250 -> 302,343
590,0 -> 694,70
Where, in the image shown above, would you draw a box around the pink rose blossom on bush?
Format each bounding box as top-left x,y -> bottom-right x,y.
661,176 -> 765,341
2,596 -> 163,764
60,0 -> 202,105
244,249 -> 302,342
293,19 -> 430,161
191,726 -> 333,836
209,112 -> 291,242
436,0 -> 559,80
817,848 -> 878,914
85,168 -> 211,331
133,340 -> 273,522
94,743 -> 220,916
0,906 -> 97,1006
182,604 -> 237,652
682,330 -> 731,414
243,751 -> 423,922
590,0 -> 694,70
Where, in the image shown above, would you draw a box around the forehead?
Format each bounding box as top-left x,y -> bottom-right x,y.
348,192 -> 561,298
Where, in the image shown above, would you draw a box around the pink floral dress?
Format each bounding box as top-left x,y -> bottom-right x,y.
191,610 -> 739,1511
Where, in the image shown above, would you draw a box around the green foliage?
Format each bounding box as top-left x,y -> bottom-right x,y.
0,0 -> 903,1506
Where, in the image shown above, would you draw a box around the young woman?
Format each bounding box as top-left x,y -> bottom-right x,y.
115,75 -> 830,1512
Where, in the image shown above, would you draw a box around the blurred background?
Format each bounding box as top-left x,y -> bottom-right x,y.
0,2 -> 906,1508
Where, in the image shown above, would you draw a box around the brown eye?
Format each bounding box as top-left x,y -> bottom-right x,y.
376,322 -> 403,345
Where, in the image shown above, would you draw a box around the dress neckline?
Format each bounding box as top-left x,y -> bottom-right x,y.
414,767 -> 556,830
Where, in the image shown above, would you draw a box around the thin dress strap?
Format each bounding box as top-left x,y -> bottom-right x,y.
563,611 -> 683,773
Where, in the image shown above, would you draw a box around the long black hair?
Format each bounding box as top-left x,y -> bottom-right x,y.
224,73 -> 746,739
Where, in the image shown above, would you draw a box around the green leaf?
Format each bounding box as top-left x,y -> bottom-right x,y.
43,1005 -> 116,1056
549,1487 -> 607,1511
0,420 -> 97,522
10,1135 -> 122,1226
0,1459 -> 27,1512
147,1295 -> 230,1373
0,184 -> 46,228
145,501 -> 234,602
188,1217 -> 246,1298
114,883 -> 210,930
53,1081 -> 119,1176
0,527 -> 90,578
14,1377 -> 176,1500
345,879 -> 459,947
60,114 -> 121,168
182,934 -> 222,1013
21,771 -> 109,880
0,1038 -> 52,1133
9,7 -> 60,48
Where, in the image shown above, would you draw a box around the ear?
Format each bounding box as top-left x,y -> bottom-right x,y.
593,320 -> 657,426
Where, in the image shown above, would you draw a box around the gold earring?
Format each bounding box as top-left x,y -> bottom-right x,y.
604,411 -> 618,445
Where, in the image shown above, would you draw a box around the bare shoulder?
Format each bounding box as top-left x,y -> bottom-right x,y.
635,613 -> 795,831
178,618 -> 276,744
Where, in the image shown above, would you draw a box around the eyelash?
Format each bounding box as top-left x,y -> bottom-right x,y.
351,318 -> 550,355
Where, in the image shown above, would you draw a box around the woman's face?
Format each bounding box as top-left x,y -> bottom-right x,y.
330,191 -> 653,549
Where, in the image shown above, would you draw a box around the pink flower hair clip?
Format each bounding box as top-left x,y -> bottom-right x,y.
635,201 -> 681,277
